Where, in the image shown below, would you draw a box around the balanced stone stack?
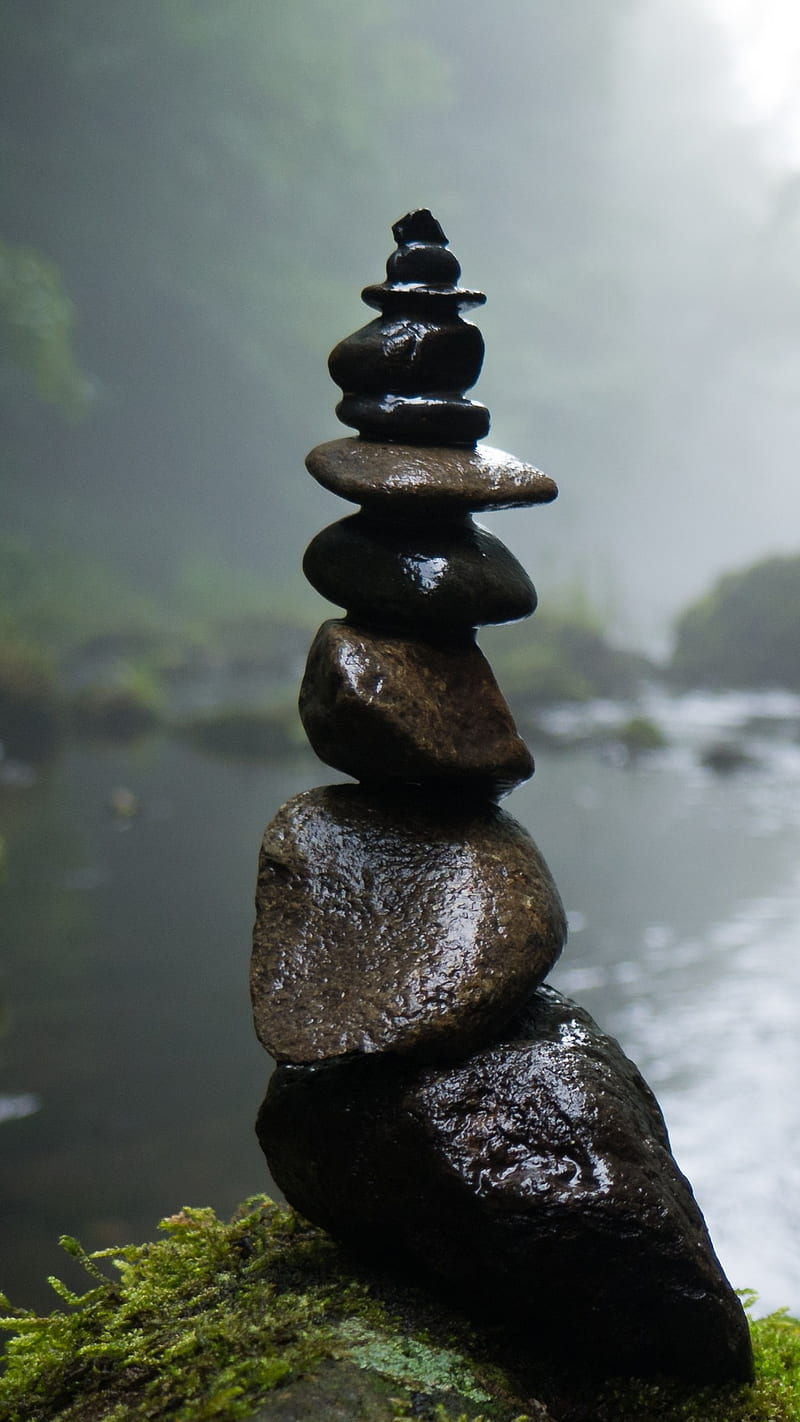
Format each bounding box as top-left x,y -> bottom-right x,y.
251,211 -> 753,1383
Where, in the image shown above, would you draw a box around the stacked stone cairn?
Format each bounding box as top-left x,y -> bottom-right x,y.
251,211 -> 753,1383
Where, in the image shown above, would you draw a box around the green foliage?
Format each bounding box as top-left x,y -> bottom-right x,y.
69,664 -> 164,742
0,239 -> 90,415
176,703 -> 302,760
482,611 -> 652,706
671,555 -> 800,689
1,1200 -> 798,1422
617,715 -> 668,753
0,532 -> 166,656
0,641 -> 61,760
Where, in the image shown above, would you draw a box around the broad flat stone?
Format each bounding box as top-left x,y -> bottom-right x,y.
303,513 -> 536,629
251,786 -> 566,1064
299,620 -> 532,797
306,438 -> 558,512
258,986 -> 753,1385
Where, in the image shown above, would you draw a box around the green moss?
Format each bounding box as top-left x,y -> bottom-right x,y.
0,1200 -> 798,1422
617,715 -> 668,753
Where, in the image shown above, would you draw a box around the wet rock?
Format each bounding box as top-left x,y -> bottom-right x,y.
251,786 -> 566,1065
259,986 -> 753,1385
330,208 -> 490,445
302,513 -> 536,630
299,619 -> 533,796
305,438 -> 558,512
335,392 -> 490,446
329,315 -> 485,399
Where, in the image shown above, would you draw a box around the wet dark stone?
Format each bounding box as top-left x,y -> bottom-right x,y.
305,439 -> 558,512
299,619 -> 532,796
330,209 -> 488,442
336,392 -> 490,446
328,315 -> 484,398
258,986 -> 754,1385
302,513 -> 536,629
250,786 -> 566,1065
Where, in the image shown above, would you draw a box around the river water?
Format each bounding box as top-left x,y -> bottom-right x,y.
2,689 -> 799,1316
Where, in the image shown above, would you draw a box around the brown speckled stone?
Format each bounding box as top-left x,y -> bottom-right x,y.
250,785 -> 566,1065
258,986 -> 754,1385
306,438 -> 558,512
299,620 -> 532,797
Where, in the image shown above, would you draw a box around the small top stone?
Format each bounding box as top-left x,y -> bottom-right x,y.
329,210 -> 490,445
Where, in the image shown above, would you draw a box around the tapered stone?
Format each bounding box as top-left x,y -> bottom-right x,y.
299,620 -> 532,796
250,786 -> 566,1065
306,439 -> 558,512
302,513 -> 536,629
258,986 -> 754,1386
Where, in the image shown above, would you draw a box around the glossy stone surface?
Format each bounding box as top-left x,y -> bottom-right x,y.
299,619 -> 532,796
302,513 -> 536,629
329,315 -> 484,397
250,786 -> 566,1065
335,392 -> 490,446
258,986 -> 754,1385
330,209 -> 489,443
305,439 -> 558,512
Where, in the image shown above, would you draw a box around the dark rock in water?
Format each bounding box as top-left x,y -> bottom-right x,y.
305,438 -> 558,512
302,513 -> 536,630
259,986 -> 753,1385
250,786 -> 566,1065
299,619 -> 533,796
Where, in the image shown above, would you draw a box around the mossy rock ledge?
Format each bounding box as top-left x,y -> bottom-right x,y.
1,1198 -> 798,1422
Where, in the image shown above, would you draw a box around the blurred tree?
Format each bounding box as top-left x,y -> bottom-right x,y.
0,0 -> 449,586
671,554 -> 800,689
0,240 -> 90,415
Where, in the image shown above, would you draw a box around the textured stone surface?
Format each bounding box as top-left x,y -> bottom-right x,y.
250,786 -> 566,1065
258,986 -> 753,1385
302,513 -> 536,629
299,619 -> 532,796
306,438 -> 558,512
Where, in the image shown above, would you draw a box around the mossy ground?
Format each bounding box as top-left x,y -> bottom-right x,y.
0,1198 -> 797,1422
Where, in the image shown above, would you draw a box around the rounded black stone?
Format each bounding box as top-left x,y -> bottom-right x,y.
335,393 -> 490,445
302,513 -> 537,629
328,316 -> 484,398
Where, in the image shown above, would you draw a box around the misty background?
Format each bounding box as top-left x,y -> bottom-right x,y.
3,0 -> 800,649
4,0 -> 800,1320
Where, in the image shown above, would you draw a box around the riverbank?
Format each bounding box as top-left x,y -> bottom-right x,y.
1,1197 -> 798,1422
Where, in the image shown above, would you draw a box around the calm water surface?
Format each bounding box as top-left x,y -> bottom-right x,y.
2,691 -> 799,1314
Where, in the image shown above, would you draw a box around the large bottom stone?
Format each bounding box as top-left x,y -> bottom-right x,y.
258,986 -> 753,1384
